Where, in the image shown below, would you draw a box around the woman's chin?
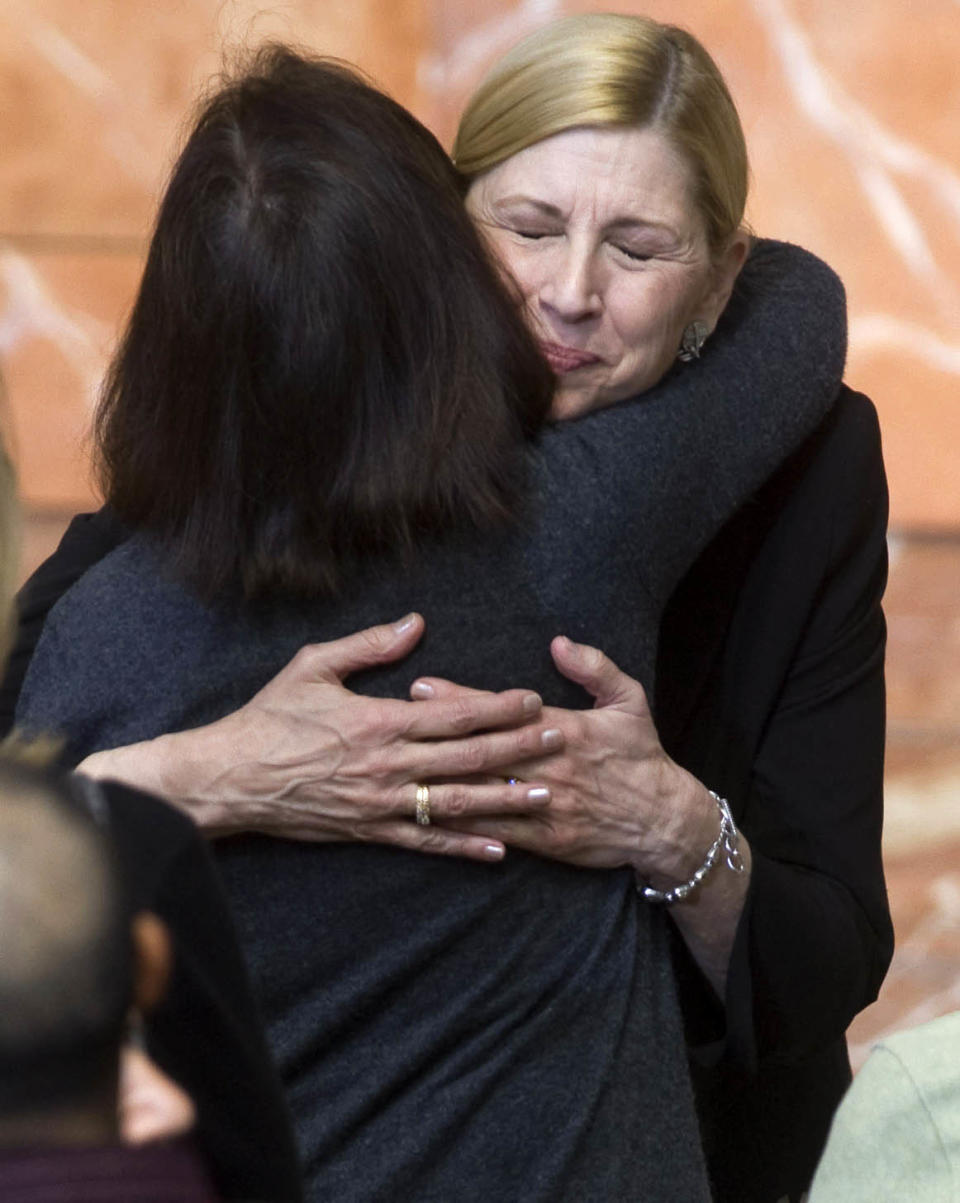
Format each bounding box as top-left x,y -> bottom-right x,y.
549,388 -> 611,422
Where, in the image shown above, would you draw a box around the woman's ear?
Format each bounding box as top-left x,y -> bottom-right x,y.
702,230 -> 752,333
130,911 -> 172,1015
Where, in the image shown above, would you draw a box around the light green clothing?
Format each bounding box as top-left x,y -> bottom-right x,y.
809,1010 -> 960,1203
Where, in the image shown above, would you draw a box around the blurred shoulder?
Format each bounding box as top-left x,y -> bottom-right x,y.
870,1010 -> 960,1085
808,1012 -> 960,1203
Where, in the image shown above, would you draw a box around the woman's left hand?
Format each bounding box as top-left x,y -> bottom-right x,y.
412,635 -> 752,995
413,635 -> 717,882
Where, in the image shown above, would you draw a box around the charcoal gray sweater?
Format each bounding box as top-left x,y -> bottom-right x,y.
18,241 -> 846,1201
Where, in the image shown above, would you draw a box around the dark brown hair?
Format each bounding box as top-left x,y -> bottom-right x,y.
96,46 -> 552,599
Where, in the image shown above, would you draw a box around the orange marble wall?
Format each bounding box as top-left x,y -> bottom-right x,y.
0,0 -> 428,509
2,0 -> 958,526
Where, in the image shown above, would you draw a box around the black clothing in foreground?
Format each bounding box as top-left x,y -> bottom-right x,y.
657,387 -> 893,1203
0,1137 -> 217,1202
86,781 -> 303,1202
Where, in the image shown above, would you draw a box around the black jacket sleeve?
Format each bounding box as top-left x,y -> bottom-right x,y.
0,509 -> 126,737
729,447 -> 889,1067
656,388 -> 893,1201
661,388 -> 891,1065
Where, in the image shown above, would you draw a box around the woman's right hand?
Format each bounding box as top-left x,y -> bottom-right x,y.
77,613 -> 561,861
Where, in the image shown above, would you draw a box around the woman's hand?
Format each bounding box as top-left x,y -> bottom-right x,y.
412,636 -> 714,875
412,635 -> 752,994
78,614 -> 562,863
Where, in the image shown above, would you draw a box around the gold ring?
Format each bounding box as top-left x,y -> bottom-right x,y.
415,784 -> 431,826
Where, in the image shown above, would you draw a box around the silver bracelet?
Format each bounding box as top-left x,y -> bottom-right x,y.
638,791 -> 744,905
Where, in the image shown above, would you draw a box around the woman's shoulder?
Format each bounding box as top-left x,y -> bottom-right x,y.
819,383 -> 881,443
14,536 -> 219,759
767,384 -> 885,526
41,534 -> 209,645
868,1011 -> 960,1085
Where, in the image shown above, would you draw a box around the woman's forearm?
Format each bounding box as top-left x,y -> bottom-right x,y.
78,727 -> 250,834
614,764 -> 752,997
650,777 -> 754,997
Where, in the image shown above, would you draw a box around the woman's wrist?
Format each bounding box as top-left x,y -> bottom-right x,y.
638,791 -> 744,904
78,728 -> 239,834
631,767 -> 726,889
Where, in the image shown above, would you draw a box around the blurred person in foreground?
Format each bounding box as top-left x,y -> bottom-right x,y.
10,29 -> 881,1203
0,432 -> 301,1199
0,757 -> 214,1200
808,1008 -> 960,1202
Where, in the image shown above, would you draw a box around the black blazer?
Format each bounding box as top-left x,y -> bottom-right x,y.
657,386 -> 893,1202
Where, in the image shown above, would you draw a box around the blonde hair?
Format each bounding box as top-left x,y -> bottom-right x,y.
453,14 -> 748,253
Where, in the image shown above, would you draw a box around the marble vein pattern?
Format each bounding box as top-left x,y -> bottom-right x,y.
753,0 -> 960,309
419,0 -> 561,106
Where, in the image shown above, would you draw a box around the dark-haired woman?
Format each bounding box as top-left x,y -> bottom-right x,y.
14,41 -> 881,1203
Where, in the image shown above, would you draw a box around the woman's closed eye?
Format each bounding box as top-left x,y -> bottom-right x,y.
512,227 -> 559,241
612,243 -> 652,263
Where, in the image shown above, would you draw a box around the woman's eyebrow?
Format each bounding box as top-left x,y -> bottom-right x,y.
492,196 -> 680,238
491,195 -> 564,217
605,217 -> 678,237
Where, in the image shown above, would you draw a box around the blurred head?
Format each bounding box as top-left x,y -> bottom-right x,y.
97,46 -> 552,601
455,14 -> 750,418
0,761 -> 171,1143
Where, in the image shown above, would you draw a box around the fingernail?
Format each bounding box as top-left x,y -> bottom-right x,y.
393,613 -> 417,634
410,680 -> 434,698
541,728 -> 563,750
484,844 -> 505,861
522,693 -> 542,715
526,786 -> 550,803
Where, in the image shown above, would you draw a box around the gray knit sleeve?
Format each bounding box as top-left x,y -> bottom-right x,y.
535,239 -> 848,603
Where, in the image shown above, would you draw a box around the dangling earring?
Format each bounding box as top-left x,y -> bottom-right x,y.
677,320 -> 708,362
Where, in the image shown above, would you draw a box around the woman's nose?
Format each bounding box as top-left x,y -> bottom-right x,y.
538,247 -> 602,323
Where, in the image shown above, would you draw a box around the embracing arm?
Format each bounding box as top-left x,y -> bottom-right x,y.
75,613 -> 561,860
9,524 -> 560,860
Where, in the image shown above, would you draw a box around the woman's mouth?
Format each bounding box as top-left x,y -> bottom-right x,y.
540,342 -> 601,374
